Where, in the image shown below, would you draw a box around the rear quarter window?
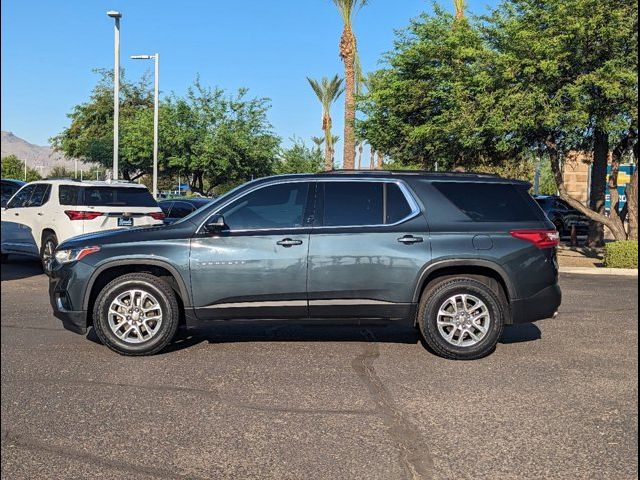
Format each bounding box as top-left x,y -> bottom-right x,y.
59,185 -> 80,205
432,182 -> 541,222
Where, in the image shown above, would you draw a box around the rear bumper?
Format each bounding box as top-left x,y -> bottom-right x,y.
510,283 -> 562,324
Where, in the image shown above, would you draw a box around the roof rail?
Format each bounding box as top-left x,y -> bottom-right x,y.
320,169 -> 501,178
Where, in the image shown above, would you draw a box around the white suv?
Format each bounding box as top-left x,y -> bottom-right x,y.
1,180 -> 165,272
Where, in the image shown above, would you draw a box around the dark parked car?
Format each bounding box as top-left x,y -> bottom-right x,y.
534,195 -> 590,236
159,198 -> 213,224
49,171 -> 561,359
1,179 -> 26,208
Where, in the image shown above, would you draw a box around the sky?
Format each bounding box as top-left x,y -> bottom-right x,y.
1,0 -> 497,165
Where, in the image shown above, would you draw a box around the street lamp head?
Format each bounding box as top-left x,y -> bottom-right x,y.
106,10 -> 122,18
131,55 -> 153,60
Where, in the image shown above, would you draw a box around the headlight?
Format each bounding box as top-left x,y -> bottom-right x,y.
54,246 -> 101,264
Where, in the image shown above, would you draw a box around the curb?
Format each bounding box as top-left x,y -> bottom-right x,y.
559,267 -> 638,276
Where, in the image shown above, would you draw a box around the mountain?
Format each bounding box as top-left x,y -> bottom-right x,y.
1,131 -> 87,175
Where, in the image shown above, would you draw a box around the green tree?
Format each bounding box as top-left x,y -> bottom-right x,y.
359,7 -> 516,171
273,139 -> 324,174
484,0 -> 638,243
307,75 -> 344,171
162,79 -> 280,195
1,155 -> 41,181
47,164 -> 75,179
51,69 -> 155,181
332,0 -> 369,169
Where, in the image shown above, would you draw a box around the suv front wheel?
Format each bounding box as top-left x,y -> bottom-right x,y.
418,278 -> 505,360
93,273 -> 180,356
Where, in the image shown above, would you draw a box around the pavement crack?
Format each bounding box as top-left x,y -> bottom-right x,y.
1,429 -> 208,479
352,328 -> 434,480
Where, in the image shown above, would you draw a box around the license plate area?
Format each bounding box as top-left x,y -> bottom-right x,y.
118,217 -> 134,227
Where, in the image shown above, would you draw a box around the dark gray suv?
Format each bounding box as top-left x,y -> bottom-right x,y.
49,171 -> 561,359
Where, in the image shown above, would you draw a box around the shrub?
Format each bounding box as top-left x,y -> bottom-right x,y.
603,241 -> 638,269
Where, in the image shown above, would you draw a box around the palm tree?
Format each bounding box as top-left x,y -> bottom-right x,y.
307,75 -> 344,171
311,136 -> 325,154
453,0 -> 465,20
331,0 -> 369,170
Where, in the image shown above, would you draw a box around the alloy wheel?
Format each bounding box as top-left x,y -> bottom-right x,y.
436,294 -> 491,347
107,289 -> 164,344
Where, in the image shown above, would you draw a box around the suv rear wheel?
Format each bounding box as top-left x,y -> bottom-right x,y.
93,273 -> 180,356
418,277 -> 505,360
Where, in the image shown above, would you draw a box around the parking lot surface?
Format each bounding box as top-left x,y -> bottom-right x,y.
1,256 -> 638,479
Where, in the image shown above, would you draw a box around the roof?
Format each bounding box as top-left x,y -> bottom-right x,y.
251,171 -> 530,186
29,179 -> 149,188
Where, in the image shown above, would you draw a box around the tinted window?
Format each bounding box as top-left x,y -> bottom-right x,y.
323,182 -> 383,226
59,186 -> 80,206
1,182 -> 23,207
159,201 -> 174,216
170,202 -> 195,219
386,183 -> 413,224
433,182 -> 541,222
26,184 -> 51,207
221,182 -> 310,230
82,187 -> 157,207
7,184 -> 36,208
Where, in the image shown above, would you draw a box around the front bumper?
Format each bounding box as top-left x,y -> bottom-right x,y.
49,264 -> 90,335
510,283 -> 562,324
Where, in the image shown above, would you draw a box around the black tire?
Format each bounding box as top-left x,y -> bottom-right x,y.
40,232 -> 58,276
92,273 -> 180,356
418,277 -> 505,360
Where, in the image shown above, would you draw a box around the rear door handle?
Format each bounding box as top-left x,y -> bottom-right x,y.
398,235 -> 423,244
277,238 -> 303,247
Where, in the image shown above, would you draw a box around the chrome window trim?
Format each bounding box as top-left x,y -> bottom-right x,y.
197,177 -> 422,234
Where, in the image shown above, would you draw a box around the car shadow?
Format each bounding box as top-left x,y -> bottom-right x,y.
1,255 -> 43,281
499,323 -> 542,344
86,318 -> 543,353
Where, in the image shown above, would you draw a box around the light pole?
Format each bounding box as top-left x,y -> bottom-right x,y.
131,53 -> 159,199
107,10 -> 122,180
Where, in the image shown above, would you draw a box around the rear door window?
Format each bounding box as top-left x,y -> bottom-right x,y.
432,182 -> 541,222
320,181 -> 415,227
26,183 -> 51,207
386,183 -> 413,224
82,187 -> 157,207
322,182 -> 384,226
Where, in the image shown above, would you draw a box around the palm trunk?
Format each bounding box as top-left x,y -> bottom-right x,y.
340,26 -> 357,170
357,143 -> 363,169
376,151 -> 384,170
323,113 -> 333,171
587,128 -> 608,247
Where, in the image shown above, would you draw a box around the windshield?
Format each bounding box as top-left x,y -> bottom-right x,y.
82,187 -> 157,207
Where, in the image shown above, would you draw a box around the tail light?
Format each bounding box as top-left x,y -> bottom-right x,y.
64,210 -> 104,221
149,212 -> 166,221
510,229 -> 560,249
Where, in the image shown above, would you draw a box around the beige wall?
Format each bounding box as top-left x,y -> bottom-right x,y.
562,151 -> 591,205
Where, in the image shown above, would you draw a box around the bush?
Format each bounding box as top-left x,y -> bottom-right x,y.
603,241 -> 638,269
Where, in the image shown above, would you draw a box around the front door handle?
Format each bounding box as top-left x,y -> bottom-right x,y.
277,238 -> 303,247
397,235 -> 423,244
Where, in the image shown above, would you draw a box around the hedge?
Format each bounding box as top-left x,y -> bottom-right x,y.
603,241 -> 638,269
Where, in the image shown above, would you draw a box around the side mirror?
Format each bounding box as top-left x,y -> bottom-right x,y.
203,214 -> 227,234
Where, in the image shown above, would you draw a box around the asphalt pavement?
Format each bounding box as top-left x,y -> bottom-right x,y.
1,256 -> 638,479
